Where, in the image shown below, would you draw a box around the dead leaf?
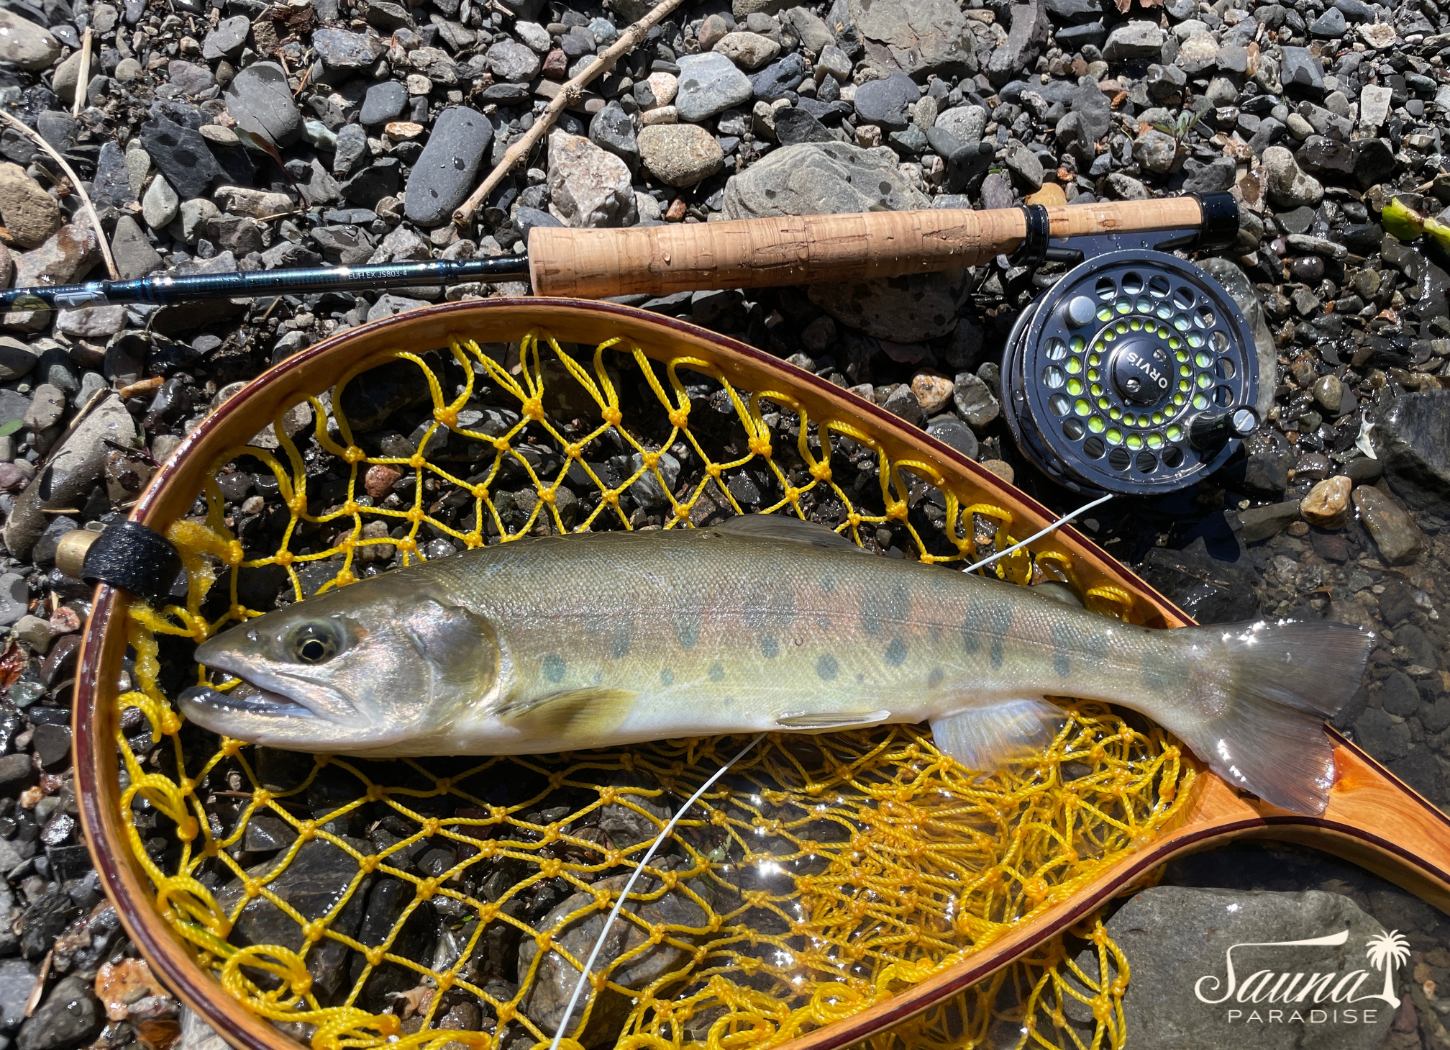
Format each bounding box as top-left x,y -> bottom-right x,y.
1025,183 -> 1068,207
94,959 -> 168,1023
136,1019 -> 181,1050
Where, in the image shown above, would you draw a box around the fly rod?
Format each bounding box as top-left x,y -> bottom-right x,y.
0,194 -> 1238,311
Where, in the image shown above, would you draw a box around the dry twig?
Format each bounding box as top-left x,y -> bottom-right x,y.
452,0 -> 689,227
71,28 -> 92,118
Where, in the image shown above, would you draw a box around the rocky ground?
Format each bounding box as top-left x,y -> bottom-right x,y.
0,0 -> 1441,1044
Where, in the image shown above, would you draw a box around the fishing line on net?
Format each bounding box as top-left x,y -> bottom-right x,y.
548,732 -> 768,1050
963,493 -> 1115,575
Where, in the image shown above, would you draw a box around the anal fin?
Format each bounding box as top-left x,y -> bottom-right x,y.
929,699 -> 1065,772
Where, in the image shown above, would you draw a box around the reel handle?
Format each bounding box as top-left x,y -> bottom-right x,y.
529,196 -> 1217,298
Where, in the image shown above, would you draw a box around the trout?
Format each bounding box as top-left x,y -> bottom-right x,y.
179,515 -> 1372,814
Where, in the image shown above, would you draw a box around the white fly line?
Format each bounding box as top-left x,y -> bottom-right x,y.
963,493 -> 1115,575
548,732 -> 768,1050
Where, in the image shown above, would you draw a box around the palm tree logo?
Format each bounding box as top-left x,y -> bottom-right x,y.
1364,930 -> 1411,1007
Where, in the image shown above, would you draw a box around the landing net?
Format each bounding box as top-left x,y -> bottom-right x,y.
111,333 -> 1196,1050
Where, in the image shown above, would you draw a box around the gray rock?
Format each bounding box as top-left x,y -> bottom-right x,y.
15,976 -> 101,1050
1381,671 -> 1421,716
92,141 -> 134,208
487,38 -> 541,81
927,415 -> 978,459
1182,155 -> 1235,193
1133,127 -> 1179,173
1352,486 -> 1424,564
1003,141 -> 1044,190
749,52 -> 808,100
842,0 -> 976,78
776,106 -> 834,143
589,100 -> 639,170
403,106 -> 491,227
546,130 -> 635,228
215,838 -> 372,1002
723,140 -> 926,217
333,123 -> 368,177
2,394 -> 137,561
360,81 -> 406,126
518,864 -> 713,1041
675,51 -> 754,121
167,59 -> 215,95
0,959 -> 36,1032
783,7 -> 835,54
141,174 -> 179,229
721,142 -> 966,339
515,20 -> 551,50
312,27 -> 384,69
202,14 -> 249,60
0,337 -> 39,380
1280,46 -> 1325,91
1069,887 -> 1394,1050
1263,145 -> 1323,207
1359,84 -> 1392,128
854,72 -> 920,130
988,0 -> 1050,85
638,124 -> 723,186
340,157 -> 401,207
224,62 -> 301,147
935,104 -> 987,145
1356,706 -> 1411,760
715,30 -> 780,70
140,113 -> 220,199
1372,390 -> 1450,515
1103,20 -> 1165,61
952,371 -> 1000,429
1310,6 -> 1347,36
1239,500 -> 1301,542
0,10 -> 59,70
1200,257 -> 1275,422
0,574 -> 26,626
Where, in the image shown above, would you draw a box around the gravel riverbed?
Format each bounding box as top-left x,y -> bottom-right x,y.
0,0 -> 1443,1044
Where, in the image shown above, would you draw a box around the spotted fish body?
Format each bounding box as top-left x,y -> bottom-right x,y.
181,516 -> 1372,815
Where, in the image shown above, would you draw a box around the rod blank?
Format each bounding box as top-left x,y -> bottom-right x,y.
0,256 -> 531,312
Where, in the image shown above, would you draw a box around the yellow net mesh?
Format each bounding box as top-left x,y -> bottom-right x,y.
110,332 -> 1196,1050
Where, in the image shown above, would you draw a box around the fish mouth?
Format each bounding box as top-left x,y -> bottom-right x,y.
178,684 -> 318,719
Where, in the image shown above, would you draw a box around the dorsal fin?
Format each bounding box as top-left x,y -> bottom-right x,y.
715,514 -> 864,551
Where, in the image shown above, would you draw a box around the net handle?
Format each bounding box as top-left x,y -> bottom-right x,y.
527,197 -> 1209,298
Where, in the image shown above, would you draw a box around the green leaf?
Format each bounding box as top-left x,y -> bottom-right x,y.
0,419 -> 24,437
1151,121 -> 1175,136
1381,197 -> 1427,241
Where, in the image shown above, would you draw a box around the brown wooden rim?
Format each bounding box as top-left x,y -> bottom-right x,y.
71,298 -> 1450,1050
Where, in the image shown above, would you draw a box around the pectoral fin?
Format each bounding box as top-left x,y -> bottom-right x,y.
775,709 -> 892,730
929,699 -> 1065,772
498,688 -> 637,739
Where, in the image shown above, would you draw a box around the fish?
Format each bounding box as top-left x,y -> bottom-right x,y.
178,515 -> 1373,814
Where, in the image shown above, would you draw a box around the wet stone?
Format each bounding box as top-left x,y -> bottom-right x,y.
404,106 -> 491,227
1373,390 -> 1450,516
1381,671 -> 1422,717
15,975 -> 101,1050
1352,486 -> 1424,564
1067,887 -> 1393,1049
218,837 -> 373,1001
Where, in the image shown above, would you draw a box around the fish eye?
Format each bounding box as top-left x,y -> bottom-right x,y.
289,622 -> 339,664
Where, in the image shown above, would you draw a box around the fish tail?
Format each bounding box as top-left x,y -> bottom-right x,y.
1175,619 -> 1373,815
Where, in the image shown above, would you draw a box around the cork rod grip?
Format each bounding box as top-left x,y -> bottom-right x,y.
528,196 -> 1206,299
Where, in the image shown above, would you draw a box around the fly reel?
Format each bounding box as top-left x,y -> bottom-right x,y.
1001,196 -> 1259,496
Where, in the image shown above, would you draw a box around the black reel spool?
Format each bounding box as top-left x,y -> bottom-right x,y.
1001,196 -> 1259,497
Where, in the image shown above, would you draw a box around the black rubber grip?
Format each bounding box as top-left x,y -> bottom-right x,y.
1192,193 -> 1240,250
1010,204 -> 1051,268
80,521 -> 183,604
